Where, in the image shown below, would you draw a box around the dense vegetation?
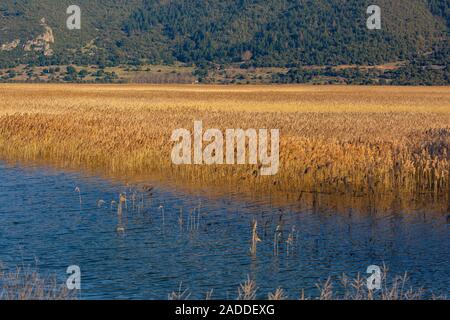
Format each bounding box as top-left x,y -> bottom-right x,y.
123,0 -> 446,66
0,0 -> 448,84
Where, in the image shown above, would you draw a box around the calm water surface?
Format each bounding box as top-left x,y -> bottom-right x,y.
0,162 -> 448,299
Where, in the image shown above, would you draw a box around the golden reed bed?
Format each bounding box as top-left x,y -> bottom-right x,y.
0,84 -> 449,212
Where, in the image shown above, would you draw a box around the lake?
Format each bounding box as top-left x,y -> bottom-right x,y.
0,161 -> 448,299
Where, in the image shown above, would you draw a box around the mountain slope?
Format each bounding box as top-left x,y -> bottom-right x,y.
0,0 -> 448,79
123,0 -> 447,66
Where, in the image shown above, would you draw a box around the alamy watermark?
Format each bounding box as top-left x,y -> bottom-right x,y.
367,265 -> 382,290
66,265 -> 81,290
171,121 -> 280,176
66,5 -> 81,30
367,5 -> 382,30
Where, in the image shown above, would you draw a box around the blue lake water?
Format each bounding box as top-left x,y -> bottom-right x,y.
0,161 -> 448,299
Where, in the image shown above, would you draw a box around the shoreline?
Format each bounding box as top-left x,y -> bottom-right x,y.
0,84 -> 448,212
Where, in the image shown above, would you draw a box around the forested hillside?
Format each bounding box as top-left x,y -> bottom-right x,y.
0,0 -> 448,84
123,0 -> 446,66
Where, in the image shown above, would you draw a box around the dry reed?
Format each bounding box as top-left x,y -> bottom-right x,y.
0,84 -> 448,211
170,267 -> 445,301
250,219 -> 261,255
0,264 -> 75,300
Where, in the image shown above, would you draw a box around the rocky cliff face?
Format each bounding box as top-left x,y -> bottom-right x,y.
0,39 -> 20,51
23,18 -> 54,56
1,18 -> 54,56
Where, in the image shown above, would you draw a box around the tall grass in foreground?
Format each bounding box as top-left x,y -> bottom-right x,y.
1,263 -> 444,300
0,264 -> 75,300
171,266 -> 447,300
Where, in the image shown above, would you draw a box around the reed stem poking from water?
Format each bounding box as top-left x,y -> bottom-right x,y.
196,203 -> 201,230
197,200 -> 202,230
123,192 -> 128,211
187,208 -> 200,232
116,193 -> 126,233
131,192 -> 136,211
250,220 -> 261,256
285,226 -> 296,256
178,207 -> 184,229
74,187 -> 82,208
159,205 -> 165,226
273,225 -> 282,256
205,289 -> 214,300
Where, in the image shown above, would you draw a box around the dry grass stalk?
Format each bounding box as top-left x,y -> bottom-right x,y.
237,276 -> 258,300
171,268 -> 437,300
116,193 -> 126,232
0,266 -> 75,300
314,266 -> 431,300
268,287 -> 288,300
168,282 -> 191,300
205,289 -> 214,300
316,277 -> 333,300
250,219 -> 261,255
